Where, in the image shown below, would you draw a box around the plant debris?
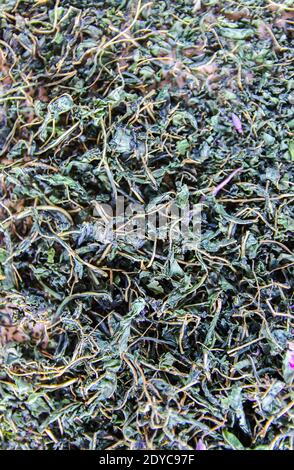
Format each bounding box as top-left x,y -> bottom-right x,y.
0,0 -> 293,450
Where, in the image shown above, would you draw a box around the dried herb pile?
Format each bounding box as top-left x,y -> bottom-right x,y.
0,0 -> 293,450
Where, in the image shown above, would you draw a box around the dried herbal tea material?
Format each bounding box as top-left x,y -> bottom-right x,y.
0,0 -> 293,451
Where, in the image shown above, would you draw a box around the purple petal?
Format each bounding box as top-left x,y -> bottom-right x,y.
212,168 -> 241,197
231,113 -> 243,134
196,439 -> 207,450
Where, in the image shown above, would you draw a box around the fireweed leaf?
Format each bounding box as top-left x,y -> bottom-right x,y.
222,430 -> 245,450
111,127 -> 134,153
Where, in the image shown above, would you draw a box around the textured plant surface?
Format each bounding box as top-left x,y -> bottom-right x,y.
0,0 -> 293,450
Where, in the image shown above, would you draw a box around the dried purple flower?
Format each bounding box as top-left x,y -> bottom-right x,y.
289,352 -> 294,370
231,113 -> 243,134
212,168 -> 241,197
196,439 -> 207,450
